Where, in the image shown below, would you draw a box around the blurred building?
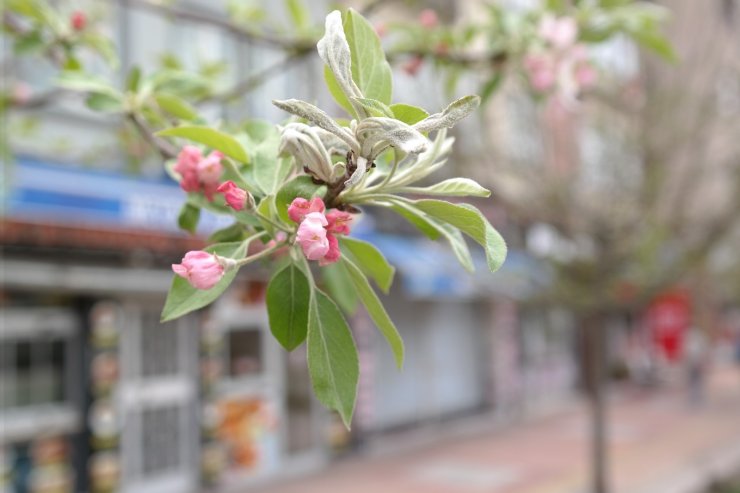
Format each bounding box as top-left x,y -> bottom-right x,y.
2,1 -> 581,493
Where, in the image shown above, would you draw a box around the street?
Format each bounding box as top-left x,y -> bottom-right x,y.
254,367 -> 740,493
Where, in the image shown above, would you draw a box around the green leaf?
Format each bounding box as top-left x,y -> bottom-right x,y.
56,72 -> 120,98
631,29 -> 677,62
161,241 -> 250,322
157,125 -> 249,163
63,57 -> 82,71
285,0 -> 309,29
307,289 -> 359,428
127,66 -> 141,92
321,262 -> 358,315
177,203 -> 200,234
339,237 -> 395,293
267,264 -> 311,350
435,222 -> 475,273
324,65 -> 356,117
275,175 -> 327,224
341,257 -> 404,369
85,92 -> 123,112
242,120 -> 289,195
351,97 -> 394,118
155,93 -> 199,121
413,200 -> 507,273
343,9 -> 392,104
323,9 -> 393,116
13,32 -> 45,54
389,202 -> 441,240
399,178 -> 491,198
414,95 -> 481,133
480,74 -> 504,104
208,223 -> 246,243
390,103 -> 429,126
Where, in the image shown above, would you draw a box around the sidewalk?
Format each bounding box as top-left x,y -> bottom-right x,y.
253,368 -> 740,493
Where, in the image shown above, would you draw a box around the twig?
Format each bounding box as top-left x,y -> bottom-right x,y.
125,0 -> 314,52
127,112 -> 177,160
198,51 -> 311,104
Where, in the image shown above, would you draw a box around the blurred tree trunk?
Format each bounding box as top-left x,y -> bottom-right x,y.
580,311 -> 610,493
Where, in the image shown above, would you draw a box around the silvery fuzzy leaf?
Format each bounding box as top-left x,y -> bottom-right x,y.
391,130 -> 455,187
345,155 -> 368,189
317,11 -> 364,113
273,99 -> 360,152
314,127 -> 351,156
280,123 -> 335,182
356,117 -> 429,159
413,95 -> 481,134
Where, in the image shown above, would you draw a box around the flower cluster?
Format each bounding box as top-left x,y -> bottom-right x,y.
174,145 -> 224,201
70,11 -> 86,31
523,14 -> 597,99
172,251 -> 235,290
288,197 -> 352,265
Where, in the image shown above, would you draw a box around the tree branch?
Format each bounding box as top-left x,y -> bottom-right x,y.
127,112 -> 177,160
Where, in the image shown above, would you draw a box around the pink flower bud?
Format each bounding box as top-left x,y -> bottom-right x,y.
319,234 -> 341,266
217,181 -> 251,211
375,22 -> 387,38
71,11 -> 87,31
402,55 -> 424,77
419,9 -> 438,28
326,210 -> 353,235
288,197 -> 325,224
296,212 -> 330,261
172,251 -> 227,290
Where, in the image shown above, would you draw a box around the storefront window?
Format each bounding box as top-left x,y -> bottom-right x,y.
226,328 -> 263,378
0,338 -> 68,409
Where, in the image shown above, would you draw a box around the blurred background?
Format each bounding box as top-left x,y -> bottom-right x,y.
2,1 -> 740,493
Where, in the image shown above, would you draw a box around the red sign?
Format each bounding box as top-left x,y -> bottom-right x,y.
646,290 -> 691,362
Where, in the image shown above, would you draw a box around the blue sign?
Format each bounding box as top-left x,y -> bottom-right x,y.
4,157 -> 230,233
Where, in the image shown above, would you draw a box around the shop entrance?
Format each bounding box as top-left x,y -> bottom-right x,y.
118,304 -> 199,493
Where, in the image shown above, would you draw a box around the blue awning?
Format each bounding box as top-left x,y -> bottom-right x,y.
353,229 -> 549,300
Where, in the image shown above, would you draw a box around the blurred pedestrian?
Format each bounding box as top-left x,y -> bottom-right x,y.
685,327 -> 708,407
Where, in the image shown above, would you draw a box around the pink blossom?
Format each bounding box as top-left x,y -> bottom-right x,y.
12,82 -> 32,105
172,251 -> 226,290
174,145 -> 202,193
288,197 -> 325,223
402,56 -> 424,77
296,212 -> 330,261
575,63 -> 597,89
174,147 -> 224,200
266,231 -> 288,249
197,152 -> 224,185
71,11 -> 87,31
217,181 -> 250,211
326,210 -> 353,235
539,15 -> 578,50
524,53 -> 557,93
319,234 -> 341,266
419,9 -> 439,28
375,22 -> 387,38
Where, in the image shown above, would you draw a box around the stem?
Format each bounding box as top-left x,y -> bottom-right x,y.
377,148 -> 401,190
222,158 -> 257,194
235,240 -> 285,267
257,213 -> 291,233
